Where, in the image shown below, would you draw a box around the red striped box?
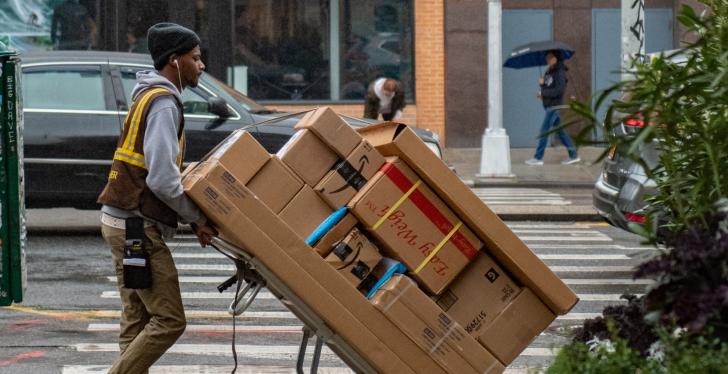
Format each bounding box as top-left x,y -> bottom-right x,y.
348,157 -> 482,295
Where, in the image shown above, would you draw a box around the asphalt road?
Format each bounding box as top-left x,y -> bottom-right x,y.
0,220 -> 656,374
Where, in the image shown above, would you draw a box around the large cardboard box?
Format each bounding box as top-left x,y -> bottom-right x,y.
247,156 -> 303,213
279,186 -> 334,240
203,130 -> 270,184
325,228 -> 383,288
294,107 -> 361,157
313,213 -> 358,257
357,123 -> 578,315
371,275 -> 504,374
349,157 -> 482,295
478,288 -> 556,364
314,140 -> 385,209
184,159 -> 453,373
436,251 -> 520,338
277,129 -> 338,186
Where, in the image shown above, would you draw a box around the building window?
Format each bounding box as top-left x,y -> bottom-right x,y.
231,0 -> 413,102
0,0 -> 415,103
339,1 -> 414,101
233,0 -> 330,101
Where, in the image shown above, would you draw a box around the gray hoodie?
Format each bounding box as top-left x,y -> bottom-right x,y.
102,70 -> 205,236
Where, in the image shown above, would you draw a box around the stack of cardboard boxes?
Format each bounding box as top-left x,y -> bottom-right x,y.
182,108 -> 578,373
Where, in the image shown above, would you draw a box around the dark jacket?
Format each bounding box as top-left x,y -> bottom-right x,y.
363,80 -> 406,121
540,61 -> 568,108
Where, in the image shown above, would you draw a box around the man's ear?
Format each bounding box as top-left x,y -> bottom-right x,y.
169,54 -> 179,68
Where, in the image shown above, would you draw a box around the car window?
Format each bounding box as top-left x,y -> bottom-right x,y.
206,74 -> 265,112
119,70 -> 212,115
23,66 -> 106,111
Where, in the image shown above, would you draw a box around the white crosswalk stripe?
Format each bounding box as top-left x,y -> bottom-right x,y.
63,366 -> 354,374
75,221 -> 652,372
472,187 -> 572,206
101,290 -> 277,300
75,343 -> 339,360
88,323 -> 304,333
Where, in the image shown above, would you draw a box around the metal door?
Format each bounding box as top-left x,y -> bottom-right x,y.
592,8 -> 674,135
502,10 -> 553,148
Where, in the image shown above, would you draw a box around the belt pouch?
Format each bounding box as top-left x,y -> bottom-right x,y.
122,217 -> 152,289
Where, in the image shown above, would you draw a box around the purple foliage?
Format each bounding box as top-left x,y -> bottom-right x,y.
573,294 -> 658,356
634,212 -> 728,335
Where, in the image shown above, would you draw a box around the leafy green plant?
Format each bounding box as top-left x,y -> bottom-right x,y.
547,324 -> 728,374
548,3 -> 728,371
567,1 -> 728,236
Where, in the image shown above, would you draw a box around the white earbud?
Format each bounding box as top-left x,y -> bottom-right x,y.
173,58 -> 183,91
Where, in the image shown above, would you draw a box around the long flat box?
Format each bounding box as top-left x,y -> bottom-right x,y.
357,123 -> 578,315
436,251 -> 519,338
247,156 -> 303,213
279,186 -> 333,240
294,107 -> 361,157
277,129 -> 338,186
349,157 -> 482,295
371,275 -> 504,374
313,213 -> 358,257
314,140 -> 385,209
478,288 -> 556,365
325,228 -> 382,288
184,159 -> 450,373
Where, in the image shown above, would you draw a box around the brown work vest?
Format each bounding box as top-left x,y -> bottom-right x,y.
97,87 -> 186,228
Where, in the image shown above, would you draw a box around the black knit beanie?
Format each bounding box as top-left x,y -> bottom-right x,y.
147,22 -> 201,70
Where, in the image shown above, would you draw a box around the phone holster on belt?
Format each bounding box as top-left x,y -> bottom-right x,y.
122,217 -> 152,289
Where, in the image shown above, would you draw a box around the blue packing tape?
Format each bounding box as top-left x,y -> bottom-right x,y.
305,207 -> 349,246
366,259 -> 408,300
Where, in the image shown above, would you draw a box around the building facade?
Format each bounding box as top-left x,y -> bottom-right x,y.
0,0 -> 703,147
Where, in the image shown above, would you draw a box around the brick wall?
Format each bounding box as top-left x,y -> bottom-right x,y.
414,0 -> 447,143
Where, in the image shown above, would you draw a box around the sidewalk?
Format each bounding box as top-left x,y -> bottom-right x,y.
443,146 -> 603,221
443,146 -> 603,188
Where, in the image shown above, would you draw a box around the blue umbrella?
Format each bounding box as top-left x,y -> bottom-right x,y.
503,40 -> 575,69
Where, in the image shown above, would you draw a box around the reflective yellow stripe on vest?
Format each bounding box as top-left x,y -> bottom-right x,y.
123,87 -> 169,151
114,87 -> 171,169
114,148 -> 147,169
176,132 -> 185,167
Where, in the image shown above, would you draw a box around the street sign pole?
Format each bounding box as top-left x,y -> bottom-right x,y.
622,0 -> 646,81
478,0 -> 513,178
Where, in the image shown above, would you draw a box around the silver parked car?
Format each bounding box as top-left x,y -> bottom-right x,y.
592,51 -> 686,233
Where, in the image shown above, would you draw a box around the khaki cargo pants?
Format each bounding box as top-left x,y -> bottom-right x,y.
102,223 -> 186,374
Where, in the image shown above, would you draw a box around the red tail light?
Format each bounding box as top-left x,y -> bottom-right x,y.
624,118 -> 645,127
624,213 -> 646,224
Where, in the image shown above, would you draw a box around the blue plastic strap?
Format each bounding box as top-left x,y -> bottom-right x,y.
305,207 -> 349,246
366,259 -> 408,300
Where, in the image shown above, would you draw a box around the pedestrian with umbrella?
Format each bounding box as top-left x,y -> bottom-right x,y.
505,41 -> 580,165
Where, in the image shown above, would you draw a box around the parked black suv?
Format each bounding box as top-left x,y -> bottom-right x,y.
20,51 -> 441,209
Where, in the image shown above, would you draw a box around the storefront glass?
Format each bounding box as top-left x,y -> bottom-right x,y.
0,0 -> 414,103
339,1 -> 413,101
232,0 -> 330,101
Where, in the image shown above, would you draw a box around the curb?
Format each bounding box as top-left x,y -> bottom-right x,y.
496,213 -> 602,222
466,180 -> 596,189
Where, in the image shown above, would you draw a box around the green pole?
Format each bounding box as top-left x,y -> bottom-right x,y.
0,43 -> 25,306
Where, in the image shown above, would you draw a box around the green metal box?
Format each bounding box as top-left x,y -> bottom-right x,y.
0,43 -> 26,306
